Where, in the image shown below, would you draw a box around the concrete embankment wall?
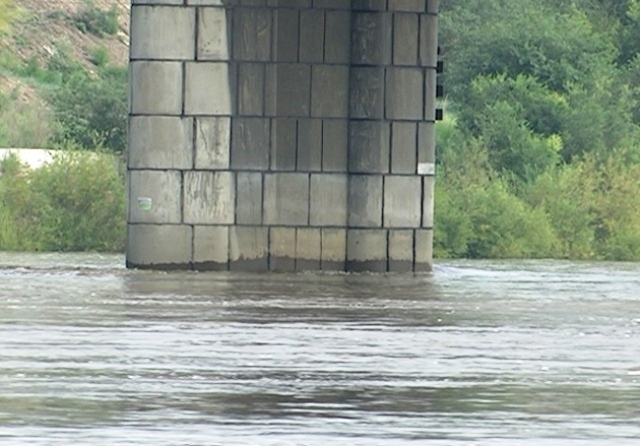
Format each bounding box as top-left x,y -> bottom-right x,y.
127,0 -> 439,272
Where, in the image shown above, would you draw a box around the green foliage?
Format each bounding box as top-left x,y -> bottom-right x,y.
72,0 -> 119,37
91,45 -> 110,68
0,150 -> 125,252
0,89 -> 57,148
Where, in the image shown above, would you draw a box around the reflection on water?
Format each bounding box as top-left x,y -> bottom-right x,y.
1,253 -> 640,445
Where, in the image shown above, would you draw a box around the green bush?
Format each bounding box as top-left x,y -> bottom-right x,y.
0,150 -> 125,252
72,0 -> 119,37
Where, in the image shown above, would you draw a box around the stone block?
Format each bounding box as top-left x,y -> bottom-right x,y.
130,61 -> 182,115
184,171 -> 235,224
422,175 -> 435,228
263,173 -> 310,226
428,0 -> 439,14
418,122 -> 436,166
385,67 -> 424,120
236,172 -> 263,224
324,10 -> 351,64
348,174 -> 382,228
388,0 -> 426,11
352,0 -> 388,11
195,117 -> 231,169
274,8 -> 299,62
299,10 -> 324,63
232,8 -> 271,61
351,12 -> 392,66
271,119 -> 297,171
269,227 -> 297,272
187,0 -> 225,4
349,67 -> 384,119
310,174 -> 348,226
322,119 -> 348,172
312,65 -> 349,118
321,229 -> 346,271
184,62 -> 232,115
129,170 -> 182,224
229,226 -> 269,271
297,119 -> 322,171
129,116 -> 193,169
424,68 -> 437,121
231,118 -> 270,170
415,229 -> 433,272
393,13 -> 419,65
193,226 -> 229,270
389,230 -> 414,272
313,0 -> 349,8
130,6 -> 195,60
134,0 -> 183,4
347,229 -> 387,272
419,14 -> 438,67
127,224 -> 192,269
198,7 -> 230,60
391,122 -> 417,174
349,121 -> 389,173
265,64 -> 311,117
384,176 -> 421,228
296,228 -> 321,271
238,63 -> 264,116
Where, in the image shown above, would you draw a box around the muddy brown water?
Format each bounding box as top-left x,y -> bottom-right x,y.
1,253 -> 639,445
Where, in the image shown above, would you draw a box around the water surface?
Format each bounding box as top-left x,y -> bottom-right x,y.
1,253 -> 639,445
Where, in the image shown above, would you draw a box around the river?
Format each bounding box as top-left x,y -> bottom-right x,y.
0,252 -> 639,445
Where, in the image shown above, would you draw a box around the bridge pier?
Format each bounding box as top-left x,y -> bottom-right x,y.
127,0 -> 439,272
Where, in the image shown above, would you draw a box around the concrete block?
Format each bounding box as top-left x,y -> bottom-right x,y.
187,0 -> 225,4
236,172 -> 263,224
351,12 -> 392,66
271,119 -> 297,171
129,170 -> 182,224
134,0 -> 183,4
422,175 -> 435,228
310,174 -> 347,226
352,0 -> 388,11
313,0 -> 349,8
424,68 -> 437,121
263,173 -> 310,226
129,116 -> 193,169
391,122 -> 417,174
428,0 -> 440,14
386,67 -> 424,120
297,119 -> 322,171
324,11 -> 351,64
195,117 -> 231,169
299,10 -> 324,63
231,118 -> 270,170
184,62 -> 232,115
274,8 -> 299,62
265,64 -> 311,117
238,63 -> 264,116
198,7 -> 230,60
349,121 -> 389,173
127,224 -> 192,269
384,176 -> 421,228
232,8 -> 271,61
130,61 -> 182,115
393,13 -> 419,65
184,171 -> 234,224
347,229 -> 388,272
388,0 -> 426,11
130,6 -> 195,60
296,228 -> 321,271
321,229 -> 346,271
418,122 -> 436,166
349,67 -> 384,119
389,230 -> 414,272
229,226 -> 269,271
348,175 -> 382,227
419,14 -> 438,67
193,226 -> 229,270
415,229 -> 433,272
322,119 -> 348,172
312,65 -> 349,118
269,227 -> 297,272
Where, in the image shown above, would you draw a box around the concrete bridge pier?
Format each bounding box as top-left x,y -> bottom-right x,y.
126,0 -> 438,273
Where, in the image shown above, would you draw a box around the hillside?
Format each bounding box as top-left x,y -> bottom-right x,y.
0,0 -> 130,150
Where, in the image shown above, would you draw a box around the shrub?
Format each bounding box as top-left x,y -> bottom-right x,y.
72,0 -> 119,37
